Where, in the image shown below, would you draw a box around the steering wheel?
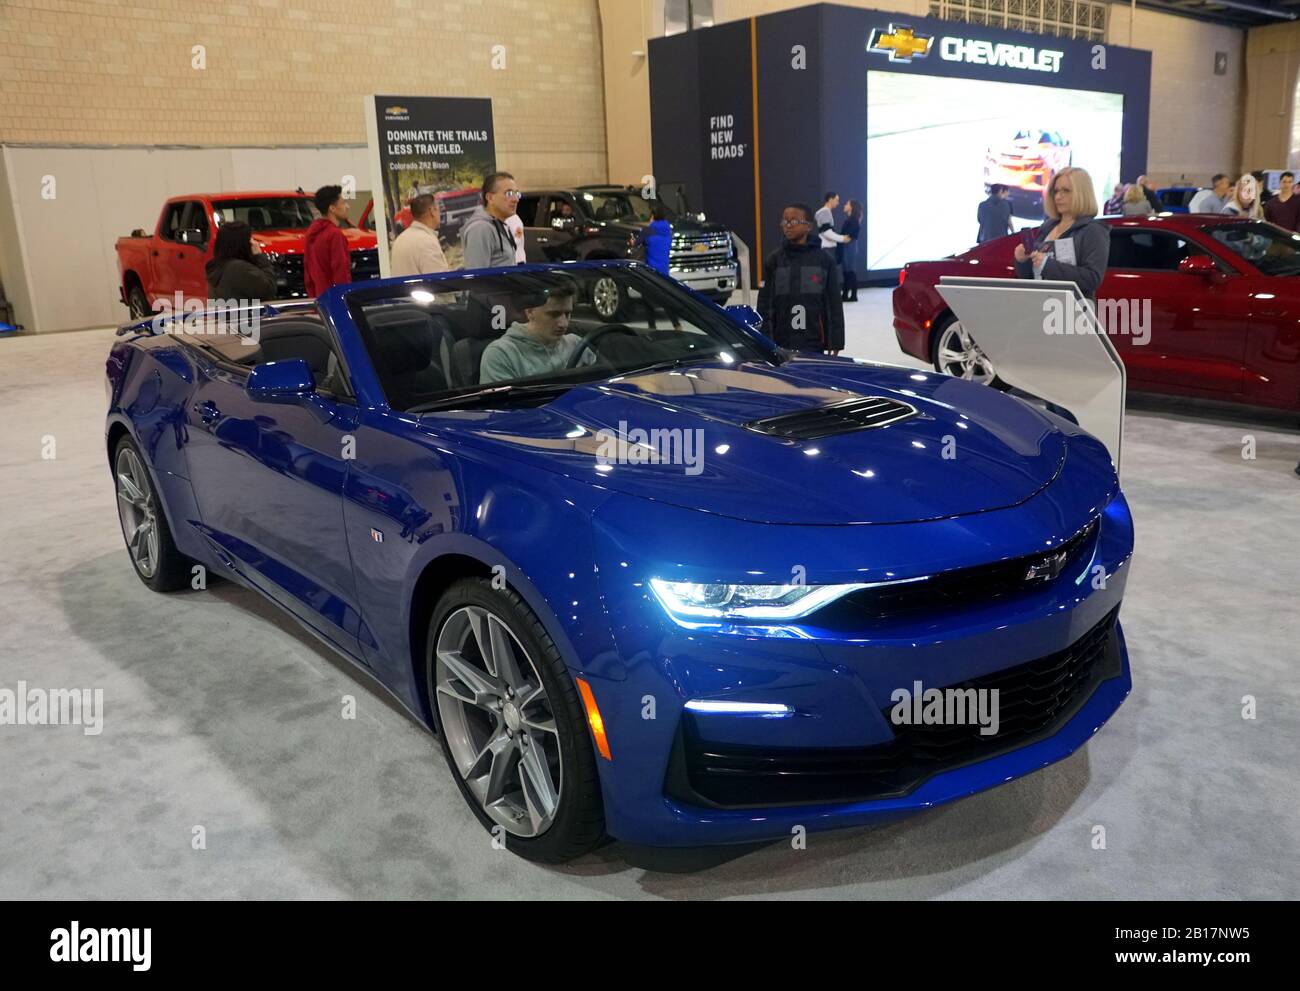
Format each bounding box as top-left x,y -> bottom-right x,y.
566,323 -> 639,368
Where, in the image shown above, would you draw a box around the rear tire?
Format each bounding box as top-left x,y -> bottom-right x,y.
931,313 -> 1003,388
112,435 -> 193,592
427,578 -> 605,863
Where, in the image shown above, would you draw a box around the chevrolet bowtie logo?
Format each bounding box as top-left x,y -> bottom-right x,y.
868,25 -> 933,63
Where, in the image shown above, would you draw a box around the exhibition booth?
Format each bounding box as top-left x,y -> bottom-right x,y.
648,3 -> 1152,280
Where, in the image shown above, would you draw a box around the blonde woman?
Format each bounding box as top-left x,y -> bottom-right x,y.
1221,173 -> 1262,218
1013,166 -> 1110,300
1122,183 -> 1150,216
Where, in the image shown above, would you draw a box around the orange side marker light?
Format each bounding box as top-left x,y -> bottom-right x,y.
575,677 -> 612,761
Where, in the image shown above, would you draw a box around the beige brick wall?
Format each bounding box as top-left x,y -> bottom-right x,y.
0,0 -> 608,187
1107,5 -> 1245,186
1242,20 -> 1300,173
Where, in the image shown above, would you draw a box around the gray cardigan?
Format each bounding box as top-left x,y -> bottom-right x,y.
1014,216 -> 1110,300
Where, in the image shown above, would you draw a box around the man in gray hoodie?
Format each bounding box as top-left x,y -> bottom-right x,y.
462,172 -> 522,270
479,282 -> 596,383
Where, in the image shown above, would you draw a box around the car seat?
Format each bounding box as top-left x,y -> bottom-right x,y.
365,305 -> 454,407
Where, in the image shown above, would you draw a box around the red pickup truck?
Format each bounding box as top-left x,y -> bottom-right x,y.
116,191 -> 380,317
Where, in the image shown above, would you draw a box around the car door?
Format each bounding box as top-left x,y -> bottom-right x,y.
150,202 -> 190,307
1100,228 -> 1248,395
535,194 -> 583,262
178,316 -> 367,659
177,201 -> 212,300
1201,223 -> 1300,410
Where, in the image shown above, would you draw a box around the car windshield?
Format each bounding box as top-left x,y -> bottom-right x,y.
579,191 -> 672,224
1205,221 -> 1300,276
349,266 -> 770,413
213,197 -> 317,230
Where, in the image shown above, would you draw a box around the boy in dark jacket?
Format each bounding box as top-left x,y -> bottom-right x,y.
756,203 -> 845,354
304,184 -> 353,297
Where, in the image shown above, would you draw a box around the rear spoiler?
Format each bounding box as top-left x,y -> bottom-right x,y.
115,299 -> 315,337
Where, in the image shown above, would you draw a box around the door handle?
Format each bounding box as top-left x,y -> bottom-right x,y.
192,400 -> 221,425
151,250 -> 160,257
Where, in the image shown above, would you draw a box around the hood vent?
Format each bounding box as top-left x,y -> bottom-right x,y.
744,396 -> 919,439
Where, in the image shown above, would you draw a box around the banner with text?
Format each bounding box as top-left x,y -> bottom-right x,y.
363,95 -> 496,276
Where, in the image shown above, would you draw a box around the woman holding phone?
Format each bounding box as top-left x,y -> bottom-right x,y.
1013,166 -> 1110,301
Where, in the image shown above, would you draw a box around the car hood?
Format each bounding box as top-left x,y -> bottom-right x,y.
251,228 -> 378,254
421,358 -> 1070,525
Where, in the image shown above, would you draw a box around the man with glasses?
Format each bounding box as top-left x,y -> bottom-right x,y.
757,203 -> 845,355
462,172 -> 524,270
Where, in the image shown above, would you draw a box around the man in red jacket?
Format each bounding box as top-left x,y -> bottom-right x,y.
304,184 -> 353,297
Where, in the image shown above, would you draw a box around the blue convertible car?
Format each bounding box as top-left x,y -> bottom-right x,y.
106,261 -> 1133,862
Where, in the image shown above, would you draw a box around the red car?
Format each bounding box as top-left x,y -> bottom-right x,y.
116,192 -> 379,316
893,215 -> 1300,412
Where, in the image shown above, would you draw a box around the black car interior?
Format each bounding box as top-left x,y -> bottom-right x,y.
350,282 -> 715,411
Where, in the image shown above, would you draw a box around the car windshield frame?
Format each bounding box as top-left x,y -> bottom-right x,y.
1200,219 -> 1300,276
345,264 -> 774,414
212,196 -> 317,231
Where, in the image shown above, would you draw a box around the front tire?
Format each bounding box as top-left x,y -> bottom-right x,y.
126,283 -> 151,320
590,274 -> 627,322
427,578 -> 605,863
112,435 -> 193,592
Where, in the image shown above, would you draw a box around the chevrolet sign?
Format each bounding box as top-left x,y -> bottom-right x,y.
939,37 -> 1063,73
867,27 -> 1064,74
867,25 -> 933,63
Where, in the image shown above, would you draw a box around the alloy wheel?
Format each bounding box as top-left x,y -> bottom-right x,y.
115,446 -> 160,579
936,319 -> 998,385
592,276 -> 621,320
434,605 -> 563,838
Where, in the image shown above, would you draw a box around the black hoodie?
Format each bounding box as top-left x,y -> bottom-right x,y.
757,239 -> 845,352
205,254 -> 278,301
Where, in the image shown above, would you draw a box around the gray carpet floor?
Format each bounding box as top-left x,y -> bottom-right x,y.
1,293 -> 1297,899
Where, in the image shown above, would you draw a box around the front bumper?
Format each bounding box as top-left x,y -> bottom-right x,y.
672,261 -> 739,298
581,440 -> 1133,847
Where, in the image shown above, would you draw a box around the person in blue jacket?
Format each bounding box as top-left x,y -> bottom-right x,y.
634,205 -> 673,275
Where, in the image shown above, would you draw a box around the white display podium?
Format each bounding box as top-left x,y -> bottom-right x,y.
936,276 -> 1126,477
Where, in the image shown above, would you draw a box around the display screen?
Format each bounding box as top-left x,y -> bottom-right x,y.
866,71 -> 1124,270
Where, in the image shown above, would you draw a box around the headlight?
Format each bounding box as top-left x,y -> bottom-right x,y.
649,578 -> 868,621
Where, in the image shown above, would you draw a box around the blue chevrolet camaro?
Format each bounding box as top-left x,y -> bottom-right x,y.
105,261 -> 1133,862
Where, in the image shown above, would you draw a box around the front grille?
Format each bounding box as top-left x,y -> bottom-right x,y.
671,257 -> 737,274
271,254 -> 305,296
744,396 -> 918,439
351,248 -> 380,281
827,518 -> 1100,621
673,232 -> 732,251
668,608 -> 1121,809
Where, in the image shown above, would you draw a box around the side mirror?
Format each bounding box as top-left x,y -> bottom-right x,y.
551,216 -> 577,231
725,304 -> 763,330
1178,255 -> 1217,276
247,359 -> 314,403
179,228 -> 206,247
